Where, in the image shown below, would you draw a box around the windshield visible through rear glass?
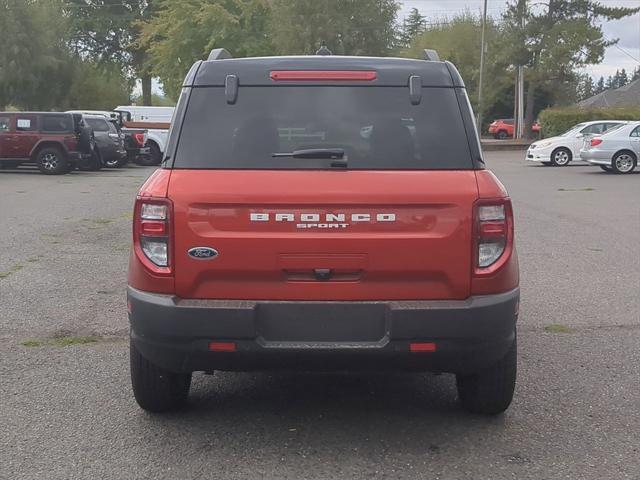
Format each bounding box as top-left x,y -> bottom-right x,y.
173,86 -> 473,170
85,118 -> 110,132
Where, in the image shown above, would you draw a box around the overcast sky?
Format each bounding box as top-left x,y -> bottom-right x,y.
147,1 -> 639,96
400,0 -> 640,80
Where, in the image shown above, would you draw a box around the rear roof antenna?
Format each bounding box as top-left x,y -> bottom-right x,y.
423,49 -> 440,61
208,48 -> 233,60
316,41 -> 332,56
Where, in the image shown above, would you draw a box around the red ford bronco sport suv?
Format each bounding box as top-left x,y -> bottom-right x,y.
128,49 -> 519,415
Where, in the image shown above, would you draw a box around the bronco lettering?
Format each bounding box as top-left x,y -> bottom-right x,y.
250,212 -> 396,223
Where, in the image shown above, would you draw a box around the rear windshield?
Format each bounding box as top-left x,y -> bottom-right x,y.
85,118 -> 110,132
173,86 -> 473,170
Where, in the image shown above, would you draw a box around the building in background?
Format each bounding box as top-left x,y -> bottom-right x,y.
577,79 -> 640,108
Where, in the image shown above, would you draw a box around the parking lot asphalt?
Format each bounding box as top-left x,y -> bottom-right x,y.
1,155 -> 639,480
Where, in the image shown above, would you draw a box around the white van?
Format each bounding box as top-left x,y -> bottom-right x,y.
114,106 -> 174,123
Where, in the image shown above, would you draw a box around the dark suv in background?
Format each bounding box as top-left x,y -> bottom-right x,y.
82,114 -> 127,168
0,112 -> 92,174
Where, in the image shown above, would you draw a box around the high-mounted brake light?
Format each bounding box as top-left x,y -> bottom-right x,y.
473,199 -> 513,275
590,138 -> 603,147
270,70 -> 377,82
133,197 -> 173,274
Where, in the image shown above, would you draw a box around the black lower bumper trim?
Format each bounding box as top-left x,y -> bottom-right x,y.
128,287 -> 519,375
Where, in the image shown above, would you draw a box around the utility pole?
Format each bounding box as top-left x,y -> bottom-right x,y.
476,0 -> 488,136
515,66 -> 525,138
513,0 -> 527,138
514,0 -> 526,139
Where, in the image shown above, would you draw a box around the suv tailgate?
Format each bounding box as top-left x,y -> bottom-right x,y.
169,170 -> 478,300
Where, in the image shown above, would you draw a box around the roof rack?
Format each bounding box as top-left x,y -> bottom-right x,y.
208,48 -> 232,60
423,49 -> 440,61
316,41 -> 333,56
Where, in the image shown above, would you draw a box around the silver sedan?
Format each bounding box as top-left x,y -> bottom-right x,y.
580,121 -> 640,174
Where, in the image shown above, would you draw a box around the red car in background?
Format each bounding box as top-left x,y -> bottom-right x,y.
489,118 -> 541,139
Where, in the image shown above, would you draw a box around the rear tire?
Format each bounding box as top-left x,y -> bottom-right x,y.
135,154 -> 156,167
148,142 -> 162,165
550,147 -> 571,166
80,148 -> 103,171
497,130 -> 509,140
36,147 -> 68,175
611,151 -> 636,174
130,340 -> 191,412
104,154 -> 126,168
456,335 -> 517,415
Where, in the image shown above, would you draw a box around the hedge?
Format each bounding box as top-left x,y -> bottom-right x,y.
538,107 -> 640,137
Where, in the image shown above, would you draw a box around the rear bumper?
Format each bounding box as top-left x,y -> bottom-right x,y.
581,150 -> 612,164
128,287 -> 519,375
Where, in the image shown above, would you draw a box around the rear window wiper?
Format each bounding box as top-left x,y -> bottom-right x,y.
272,148 -> 345,159
272,148 -> 347,168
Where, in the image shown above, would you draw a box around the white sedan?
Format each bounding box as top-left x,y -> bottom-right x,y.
580,121 -> 640,174
526,120 -> 628,166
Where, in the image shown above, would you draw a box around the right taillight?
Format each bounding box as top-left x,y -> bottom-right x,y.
133,132 -> 146,146
590,138 -> 603,147
133,197 -> 173,275
474,199 -> 513,275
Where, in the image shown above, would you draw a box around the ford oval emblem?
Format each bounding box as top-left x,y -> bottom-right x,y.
188,247 -> 219,260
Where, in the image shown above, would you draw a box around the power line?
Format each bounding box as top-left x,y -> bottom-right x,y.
612,43 -> 640,63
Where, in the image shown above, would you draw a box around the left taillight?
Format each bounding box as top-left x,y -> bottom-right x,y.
473,199 -> 514,276
133,197 -> 173,275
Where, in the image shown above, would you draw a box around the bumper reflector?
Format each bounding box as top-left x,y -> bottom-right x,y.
409,342 -> 437,353
208,341 -> 237,352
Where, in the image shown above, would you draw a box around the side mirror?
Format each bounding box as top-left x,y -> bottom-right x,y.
575,133 -> 584,138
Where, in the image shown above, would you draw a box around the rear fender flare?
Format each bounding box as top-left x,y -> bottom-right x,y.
30,141 -> 68,161
145,132 -> 167,153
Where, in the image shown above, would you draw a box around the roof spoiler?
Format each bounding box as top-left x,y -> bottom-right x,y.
208,48 -> 232,60
423,49 -> 440,61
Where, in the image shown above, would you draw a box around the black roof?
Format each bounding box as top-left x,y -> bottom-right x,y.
185,55 -> 465,88
0,111 -> 74,116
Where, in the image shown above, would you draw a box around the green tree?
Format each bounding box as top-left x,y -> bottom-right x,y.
0,0 -> 72,110
398,7 -> 426,48
65,0 -> 155,105
595,76 -> 605,93
632,66 -> 640,82
269,0 -> 400,56
501,0 -> 640,137
404,13 -> 509,126
131,93 -> 176,106
616,68 -> 628,88
62,61 -> 131,110
0,0 -> 132,111
139,0 -> 272,99
577,74 -> 594,101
